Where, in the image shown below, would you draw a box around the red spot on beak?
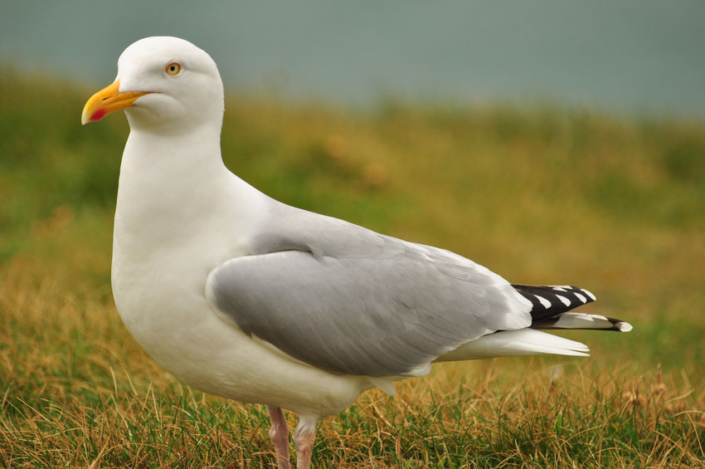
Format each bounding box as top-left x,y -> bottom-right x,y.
90,108 -> 107,122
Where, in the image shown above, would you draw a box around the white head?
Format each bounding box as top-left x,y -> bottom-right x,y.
82,37 -> 224,134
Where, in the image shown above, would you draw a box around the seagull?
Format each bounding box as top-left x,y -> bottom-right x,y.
81,36 -> 632,469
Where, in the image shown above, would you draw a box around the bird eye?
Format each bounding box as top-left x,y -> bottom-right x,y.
165,62 -> 182,76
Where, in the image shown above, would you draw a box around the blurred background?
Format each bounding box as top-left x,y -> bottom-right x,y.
1,1 -> 704,466
2,1 -> 705,119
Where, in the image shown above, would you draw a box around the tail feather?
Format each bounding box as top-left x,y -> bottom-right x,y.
437,329 -> 590,362
438,284 -> 632,363
533,312 -> 633,332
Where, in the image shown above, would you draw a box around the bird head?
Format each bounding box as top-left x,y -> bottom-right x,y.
82,37 -> 225,133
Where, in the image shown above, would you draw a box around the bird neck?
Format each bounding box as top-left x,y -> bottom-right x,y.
119,126 -> 229,210
114,126 -> 262,254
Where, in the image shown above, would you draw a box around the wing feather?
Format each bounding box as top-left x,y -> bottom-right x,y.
206,205 -> 531,377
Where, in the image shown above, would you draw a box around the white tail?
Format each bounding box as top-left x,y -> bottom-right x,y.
436,329 -> 590,362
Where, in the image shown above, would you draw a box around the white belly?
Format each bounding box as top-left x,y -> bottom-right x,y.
111,233 -> 367,418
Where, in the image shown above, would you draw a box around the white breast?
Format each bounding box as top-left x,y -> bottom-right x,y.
111,132 -> 366,417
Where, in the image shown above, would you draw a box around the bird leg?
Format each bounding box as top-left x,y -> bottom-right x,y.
294,415 -> 318,469
267,405 -> 291,469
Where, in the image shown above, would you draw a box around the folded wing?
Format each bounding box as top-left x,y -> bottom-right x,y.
206,204 -> 532,378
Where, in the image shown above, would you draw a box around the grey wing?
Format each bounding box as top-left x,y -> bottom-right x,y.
206,205 -> 532,378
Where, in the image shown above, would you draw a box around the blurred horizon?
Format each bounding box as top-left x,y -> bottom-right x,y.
2,1 -> 705,121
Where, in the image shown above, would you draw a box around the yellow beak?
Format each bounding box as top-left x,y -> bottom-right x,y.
81,80 -> 149,125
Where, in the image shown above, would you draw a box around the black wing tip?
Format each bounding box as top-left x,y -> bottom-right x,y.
512,284 -> 633,332
512,284 -> 597,320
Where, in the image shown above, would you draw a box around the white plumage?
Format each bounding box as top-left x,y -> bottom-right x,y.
82,36 -> 631,469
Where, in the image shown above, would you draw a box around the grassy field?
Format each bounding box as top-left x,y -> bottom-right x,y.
1,72 -> 704,467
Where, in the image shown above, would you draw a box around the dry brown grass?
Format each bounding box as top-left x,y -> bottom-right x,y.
1,74 -> 704,466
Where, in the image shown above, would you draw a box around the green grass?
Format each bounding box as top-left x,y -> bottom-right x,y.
1,71 -> 704,467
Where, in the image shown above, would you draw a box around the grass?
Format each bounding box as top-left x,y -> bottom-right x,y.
1,71 -> 704,467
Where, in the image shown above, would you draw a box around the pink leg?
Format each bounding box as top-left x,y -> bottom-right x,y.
267,405 -> 291,469
294,416 -> 318,469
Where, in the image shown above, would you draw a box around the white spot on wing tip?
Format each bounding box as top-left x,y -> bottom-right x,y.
555,295 -> 571,307
575,292 -> 587,303
582,288 -> 597,301
552,286 -> 568,292
534,294 -> 551,309
618,322 -> 633,332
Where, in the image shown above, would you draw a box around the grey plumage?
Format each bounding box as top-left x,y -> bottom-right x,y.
206,202 -> 532,378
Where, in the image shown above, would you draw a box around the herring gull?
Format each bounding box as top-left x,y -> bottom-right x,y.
81,36 -> 632,469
